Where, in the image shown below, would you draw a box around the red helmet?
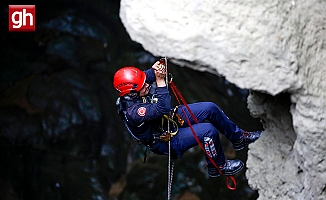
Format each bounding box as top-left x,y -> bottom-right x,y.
113,66 -> 146,96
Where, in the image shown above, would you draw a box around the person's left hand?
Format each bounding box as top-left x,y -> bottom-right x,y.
152,61 -> 166,87
152,61 -> 166,79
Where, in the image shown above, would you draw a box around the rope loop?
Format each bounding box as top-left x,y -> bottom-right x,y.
226,176 -> 237,191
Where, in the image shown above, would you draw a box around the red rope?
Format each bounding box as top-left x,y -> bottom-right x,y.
169,81 -> 236,191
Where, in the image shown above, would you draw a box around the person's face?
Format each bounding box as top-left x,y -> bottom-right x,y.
138,83 -> 149,97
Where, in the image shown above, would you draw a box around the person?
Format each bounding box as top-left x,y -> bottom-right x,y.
113,60 -> 262,177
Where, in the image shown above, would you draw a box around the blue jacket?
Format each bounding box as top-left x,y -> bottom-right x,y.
120,68 -> 171,145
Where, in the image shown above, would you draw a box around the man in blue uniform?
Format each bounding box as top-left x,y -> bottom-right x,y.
113,61 -> 262,177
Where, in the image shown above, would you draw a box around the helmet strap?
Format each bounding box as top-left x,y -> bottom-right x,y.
123,92 -> 138,100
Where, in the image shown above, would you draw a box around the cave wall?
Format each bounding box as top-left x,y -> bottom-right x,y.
119,0 -> 326,199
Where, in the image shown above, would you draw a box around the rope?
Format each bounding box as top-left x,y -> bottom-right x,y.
169,81 -> 237,190
167,140 -> 174,200
164,57 -> 174,200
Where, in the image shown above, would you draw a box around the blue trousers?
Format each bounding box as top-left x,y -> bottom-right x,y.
170,102 -> 243,166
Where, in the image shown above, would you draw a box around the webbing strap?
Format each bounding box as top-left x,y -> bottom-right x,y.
169,81 -> 237,190
162,114 -> 178,136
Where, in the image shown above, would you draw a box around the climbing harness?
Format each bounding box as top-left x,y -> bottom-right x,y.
160,107 -> 184,142
116,82 -> 181,165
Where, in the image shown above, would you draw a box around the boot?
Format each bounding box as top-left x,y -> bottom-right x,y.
208,159 -> 244,177
232,130 -> 262,151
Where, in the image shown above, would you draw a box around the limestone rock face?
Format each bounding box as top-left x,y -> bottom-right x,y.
120,0 -> 326,199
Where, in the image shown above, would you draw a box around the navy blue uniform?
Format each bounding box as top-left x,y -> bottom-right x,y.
122,68 -> 243,167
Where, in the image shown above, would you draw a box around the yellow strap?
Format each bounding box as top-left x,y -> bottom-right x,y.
162,114 -> 178,136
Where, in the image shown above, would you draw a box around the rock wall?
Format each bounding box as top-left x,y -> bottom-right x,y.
120,0 -> 326,199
